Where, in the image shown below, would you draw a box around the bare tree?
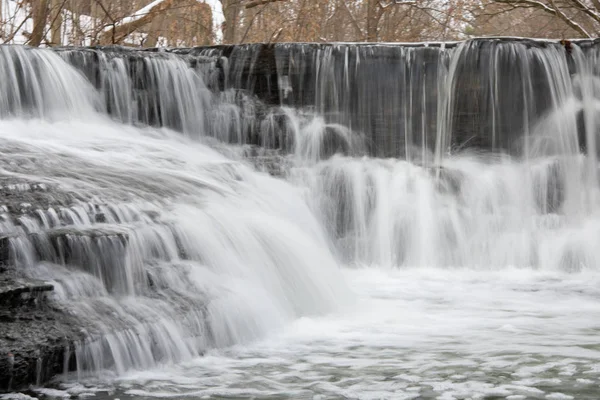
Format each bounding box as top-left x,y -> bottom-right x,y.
98,0 -> 176,44
491,0 -> 600,37
10,0 -> 588,48
144,9 -> 165,46
469,0 -> 575,38
220,0 -> 287,44
232,0 -> 469,43
0,0 -> 214,47
49,0 -> 64,45
245,0 -> 288,8
366,0 -> 417,41
220,0 -> 242,43
29,0 -> 49,46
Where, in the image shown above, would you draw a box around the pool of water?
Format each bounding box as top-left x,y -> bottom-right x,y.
26,267 -> 600,400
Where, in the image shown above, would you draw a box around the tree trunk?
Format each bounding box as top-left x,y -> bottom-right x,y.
336,0 -> 363,41
144,13 -> 164,47
366,0 -> 381,41
30,0 -> 49,46
89,0 -> 105,45
99,0 -> 175,45
0,0 -> 3,39
221,0 -> 241,43
50,0 -> 62,45
293,0 -> 307,41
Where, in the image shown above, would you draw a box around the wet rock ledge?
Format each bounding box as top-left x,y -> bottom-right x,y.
0,148 -> 289,393
0,273 -> 81,392
0,181 -> 83,393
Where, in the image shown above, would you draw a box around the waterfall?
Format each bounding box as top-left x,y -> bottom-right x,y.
1,38 -> 600,390
0,45 -> 349,385
4,40 -> 597,159
273,39 -> 595,159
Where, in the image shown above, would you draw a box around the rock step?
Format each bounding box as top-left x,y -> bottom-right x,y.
0,278 -> 53,308
0,273 -> 80,392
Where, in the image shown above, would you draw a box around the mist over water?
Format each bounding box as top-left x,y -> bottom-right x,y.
1,40 -> 600,399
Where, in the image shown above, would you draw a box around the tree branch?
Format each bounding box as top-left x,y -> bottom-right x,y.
565,0 -> 600,24
340,0 -> 364,39
240,2 -> 270,42
245,0 -> 287,10
379,0 -> 416,10
3,11 -> 32,43
99,0 -> 176,44
494,0 -> 592,37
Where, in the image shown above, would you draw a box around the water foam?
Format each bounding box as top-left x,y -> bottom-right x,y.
2,40 -> 600,397
0,113 -> 350,375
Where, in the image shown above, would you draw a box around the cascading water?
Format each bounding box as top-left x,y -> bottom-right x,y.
0,44 -> 349,387
1,38 -> 600,399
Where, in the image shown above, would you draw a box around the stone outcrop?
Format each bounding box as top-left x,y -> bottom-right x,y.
0,274 -> 81,392
0,181 -> 87,392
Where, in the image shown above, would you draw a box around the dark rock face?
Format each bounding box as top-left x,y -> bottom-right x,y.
0,273 -> 81,392
0,178 -> 135,392
0,172 -> 216,391
0,278 -> 53,307
206,39 -> 598,158
244,148 -> 291,177
44,38 -> 600,159
0,181 -> 85,392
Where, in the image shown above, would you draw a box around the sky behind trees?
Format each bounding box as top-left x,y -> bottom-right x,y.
0,0 -> 598,47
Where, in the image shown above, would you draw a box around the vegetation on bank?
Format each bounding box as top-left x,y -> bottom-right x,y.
1,0 -> 599,48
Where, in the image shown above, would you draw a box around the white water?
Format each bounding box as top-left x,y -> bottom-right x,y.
0,114 -> 349,372
28,269 -> 600,399
1,43 -> 600,399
